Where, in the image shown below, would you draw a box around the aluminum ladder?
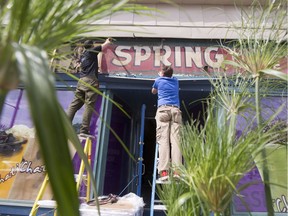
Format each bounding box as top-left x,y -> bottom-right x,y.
150,143 -> 167,216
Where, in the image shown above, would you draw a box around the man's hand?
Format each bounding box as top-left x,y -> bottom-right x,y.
75,62 -> 81,68
104,38 -> 114,45
102,38 -> 113,49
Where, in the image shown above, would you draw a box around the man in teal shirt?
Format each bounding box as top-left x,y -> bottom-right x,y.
152,66 -> 182,181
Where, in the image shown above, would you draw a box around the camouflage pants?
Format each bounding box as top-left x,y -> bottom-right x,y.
67,76 -> 99,134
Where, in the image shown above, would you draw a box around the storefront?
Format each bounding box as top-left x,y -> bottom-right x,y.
0,1 -> 287,215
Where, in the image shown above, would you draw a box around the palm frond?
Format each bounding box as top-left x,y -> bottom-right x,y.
164,91 -> 283,215
223,0 -> 287,79
13,43 -> 80,215
0,0 -> 153,215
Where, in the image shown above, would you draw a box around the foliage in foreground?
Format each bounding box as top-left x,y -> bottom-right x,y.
0,1 -> 150,215
223,0 -> 287,214
158,76 -> 286,216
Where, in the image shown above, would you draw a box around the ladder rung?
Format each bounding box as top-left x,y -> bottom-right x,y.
37,200 -> 57,208
156,180 -> 171,184
153,205 -> 166,211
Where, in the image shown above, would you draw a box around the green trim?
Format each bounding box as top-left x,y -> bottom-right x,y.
93,90 -> 113,196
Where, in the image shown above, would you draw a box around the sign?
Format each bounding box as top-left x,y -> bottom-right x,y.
98,39 -> 287,77
102,45 -> 231,75
59,39 -> 287,78
0,137 -> 53,200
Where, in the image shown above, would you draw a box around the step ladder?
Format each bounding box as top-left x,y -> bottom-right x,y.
150,143 -> 167,216
29,136 -> 93,216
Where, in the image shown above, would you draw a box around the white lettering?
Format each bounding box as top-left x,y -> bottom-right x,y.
112,46 -> 132,66
162,45 -> 172,66
185,47 -> 202,68
134,46 -> 151,66
274,195 -> 288,213
0,160 -> 46,184
110,45 -> 225,70
175,46 -> 181,67
153,46 -> 171,67
152,46 -> 161,67
204,47 -> 224,68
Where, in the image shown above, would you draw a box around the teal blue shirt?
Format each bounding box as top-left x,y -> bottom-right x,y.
152,76 -> 180,107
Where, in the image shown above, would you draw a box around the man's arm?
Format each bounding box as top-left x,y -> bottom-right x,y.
101,38 -> 112,50
92,38 -> 112,52
151,88 -> 157,94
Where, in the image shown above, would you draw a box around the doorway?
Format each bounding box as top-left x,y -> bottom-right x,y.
141,118 -> 156,205
140,99 -> 207,206
102,76 -> 212,202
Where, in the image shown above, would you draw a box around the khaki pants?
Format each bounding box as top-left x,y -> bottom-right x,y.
67,76 -> 99,134
155,106 -> 182,174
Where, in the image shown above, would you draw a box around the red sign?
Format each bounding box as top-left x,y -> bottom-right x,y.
101,44 -> 287,77
101,45 -> 232,76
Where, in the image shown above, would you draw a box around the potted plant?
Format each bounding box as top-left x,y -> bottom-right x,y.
158,1 -> 287,215
223,1 -> 287,213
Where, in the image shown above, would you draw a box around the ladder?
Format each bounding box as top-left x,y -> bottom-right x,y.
29,136 -> 93,216
137,104 -> 146,196
150,143 -> 167,216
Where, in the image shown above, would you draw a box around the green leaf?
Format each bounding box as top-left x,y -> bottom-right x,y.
66,73 -> 131,119
13,43 -> 80,216
222,60 -> 242,69
0,90 -> 8,117
0,0 -> 154,215
260,69 -> 288,81
59,106 -> 101,211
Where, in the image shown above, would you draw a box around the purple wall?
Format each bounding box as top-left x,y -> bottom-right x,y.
103,103 -> 131,195
233,96 -> 287,213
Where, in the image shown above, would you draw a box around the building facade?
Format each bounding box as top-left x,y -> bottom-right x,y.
0,1 -> 287,215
